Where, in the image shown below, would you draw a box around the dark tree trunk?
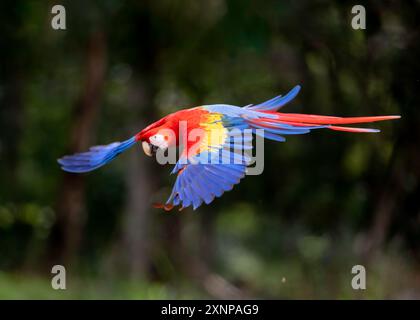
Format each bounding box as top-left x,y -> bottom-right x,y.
119,79 -> 158,278
0,72 -> 24,200
0,2 -> 25,202
48,31 -> 107,266
115,4 -> 162,279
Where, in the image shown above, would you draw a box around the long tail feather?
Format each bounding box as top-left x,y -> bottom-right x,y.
273,113 -> 401,125
245,112 -> 399,141
328,126 -> 380,133
240,85 -> 400,142
58,136 -> 136,173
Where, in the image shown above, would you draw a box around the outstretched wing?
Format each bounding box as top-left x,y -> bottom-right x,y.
58,137 -> 137,173
156,161 -> 247,211
245,85 -> 301,111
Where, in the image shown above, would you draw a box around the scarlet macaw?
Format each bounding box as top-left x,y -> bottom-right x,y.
58,85 -> 399,210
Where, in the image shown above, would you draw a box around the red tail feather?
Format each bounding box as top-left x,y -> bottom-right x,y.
253,112 -> 400,133
328,126 -> 380,133
273,113 -> 400,125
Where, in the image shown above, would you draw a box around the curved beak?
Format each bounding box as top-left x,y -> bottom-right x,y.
142,141 -> 152,157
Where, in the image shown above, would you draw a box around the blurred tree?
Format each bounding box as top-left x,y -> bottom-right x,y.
48,30 -> 107,265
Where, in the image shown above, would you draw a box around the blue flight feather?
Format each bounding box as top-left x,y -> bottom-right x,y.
58,137 -> 136,173
247,85 -> 301,111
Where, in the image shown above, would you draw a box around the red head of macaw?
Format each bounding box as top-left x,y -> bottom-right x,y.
58,85 -> 400,211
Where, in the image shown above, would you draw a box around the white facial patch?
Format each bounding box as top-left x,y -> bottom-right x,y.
150,134 -> 169,149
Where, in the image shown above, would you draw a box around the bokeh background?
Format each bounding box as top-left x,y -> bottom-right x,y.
0,0 -> 419,299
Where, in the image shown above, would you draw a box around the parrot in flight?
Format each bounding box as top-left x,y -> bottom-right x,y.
58,85 -> 400,211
